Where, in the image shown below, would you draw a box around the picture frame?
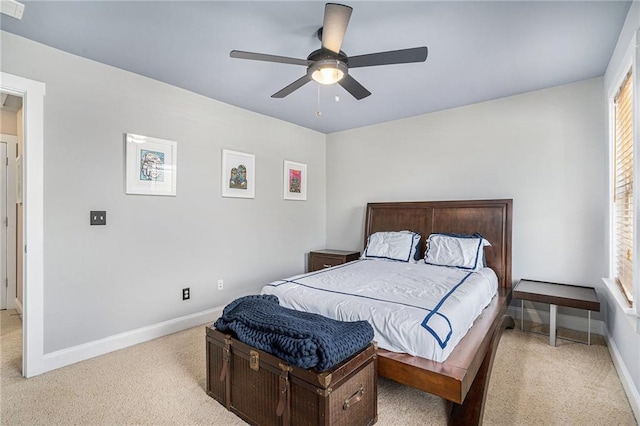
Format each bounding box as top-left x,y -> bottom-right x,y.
221,149 -> 255,198
125,133 -> 177,196
283,160 -> 307,201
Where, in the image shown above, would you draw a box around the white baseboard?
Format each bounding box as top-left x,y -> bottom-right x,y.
605,329 -> 640,422
507,305 -> 605,335
42,306 -> 224,374
14,298 -> 23,316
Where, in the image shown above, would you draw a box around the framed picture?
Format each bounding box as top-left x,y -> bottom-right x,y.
125,133 -> 177,196
283,160 -> 307,201
221,149 -> 255,198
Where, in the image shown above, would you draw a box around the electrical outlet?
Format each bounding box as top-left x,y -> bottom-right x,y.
182,287 -> 190,300
217,279 -> 224,290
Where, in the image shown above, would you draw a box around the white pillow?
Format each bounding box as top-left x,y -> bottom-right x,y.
424,233 -> 491,271
362,231 -> 421,262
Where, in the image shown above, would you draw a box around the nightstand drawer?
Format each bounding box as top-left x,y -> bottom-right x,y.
310,255 -> 344,271
309,250 -> 360,272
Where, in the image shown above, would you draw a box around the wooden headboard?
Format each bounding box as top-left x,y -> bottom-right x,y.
364,199 -> 513,288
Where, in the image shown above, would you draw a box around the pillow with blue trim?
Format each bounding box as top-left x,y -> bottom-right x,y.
362,231 -> 421,262
424,233 -> 491,271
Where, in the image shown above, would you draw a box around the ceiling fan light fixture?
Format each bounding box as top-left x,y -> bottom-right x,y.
309,59 -> 347,85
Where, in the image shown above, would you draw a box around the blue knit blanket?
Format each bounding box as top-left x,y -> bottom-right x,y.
214,295 -> 374,371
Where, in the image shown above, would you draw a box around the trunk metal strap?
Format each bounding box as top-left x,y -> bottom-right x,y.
221,336 -> 232,411
219,345 -> 230,382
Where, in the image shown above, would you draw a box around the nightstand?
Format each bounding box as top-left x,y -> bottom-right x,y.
309,250 -> 360,272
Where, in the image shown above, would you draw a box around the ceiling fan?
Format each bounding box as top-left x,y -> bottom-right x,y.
230,3 -> 428,100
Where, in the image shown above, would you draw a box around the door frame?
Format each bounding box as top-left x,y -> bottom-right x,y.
0,142 -> 6,310
0,72 -> 45,378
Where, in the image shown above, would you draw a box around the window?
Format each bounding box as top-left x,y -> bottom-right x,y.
613,70 -> 634,306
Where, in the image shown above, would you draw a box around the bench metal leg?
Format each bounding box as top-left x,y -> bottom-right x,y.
550,304 -> 557,347
521,300 -> 524,331
588,310 -> 591,345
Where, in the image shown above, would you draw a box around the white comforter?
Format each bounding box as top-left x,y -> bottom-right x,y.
261,259 -> 498,362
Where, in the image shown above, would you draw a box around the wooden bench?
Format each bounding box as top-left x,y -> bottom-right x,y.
513,279 -> 600,346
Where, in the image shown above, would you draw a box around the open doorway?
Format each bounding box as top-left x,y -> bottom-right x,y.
1,71 -> 45,378
0,92 -> 23,377
1,93 -> 21,313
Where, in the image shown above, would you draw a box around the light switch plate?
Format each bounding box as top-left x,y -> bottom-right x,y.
90,211 -> 106,225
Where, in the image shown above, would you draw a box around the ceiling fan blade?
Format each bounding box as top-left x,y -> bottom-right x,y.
348,47 -> 428,68
338,74 -> 371,100
321,3 -> 353,54
271,75 -> 312,98
230,50 -> 312,66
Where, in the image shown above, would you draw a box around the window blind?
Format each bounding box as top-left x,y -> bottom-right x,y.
614,71 -> 634,305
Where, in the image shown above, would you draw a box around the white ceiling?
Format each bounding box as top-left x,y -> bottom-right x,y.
0,1 -> 631,133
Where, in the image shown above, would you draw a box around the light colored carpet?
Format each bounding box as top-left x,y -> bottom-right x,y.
0,309 -> 636,425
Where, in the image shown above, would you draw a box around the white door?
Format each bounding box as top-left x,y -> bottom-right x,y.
0,143 -> 6,309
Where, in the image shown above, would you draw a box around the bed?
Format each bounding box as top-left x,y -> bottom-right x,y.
264,199 -> 514,424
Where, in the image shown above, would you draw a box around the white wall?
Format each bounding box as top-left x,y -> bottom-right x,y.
327,78 -> 607,289
0,32 -> 326,353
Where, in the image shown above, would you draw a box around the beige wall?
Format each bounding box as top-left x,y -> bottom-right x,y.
16,106 -> 23,307
0,109 -> 18,136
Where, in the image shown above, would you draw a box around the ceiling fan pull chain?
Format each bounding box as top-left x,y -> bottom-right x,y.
316,85 -> 322,118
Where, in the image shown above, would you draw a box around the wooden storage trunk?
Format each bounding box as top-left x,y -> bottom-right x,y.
206,326 -> 377,426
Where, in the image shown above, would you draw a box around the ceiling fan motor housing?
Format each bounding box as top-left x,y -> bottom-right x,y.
307,48 -> 347,63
